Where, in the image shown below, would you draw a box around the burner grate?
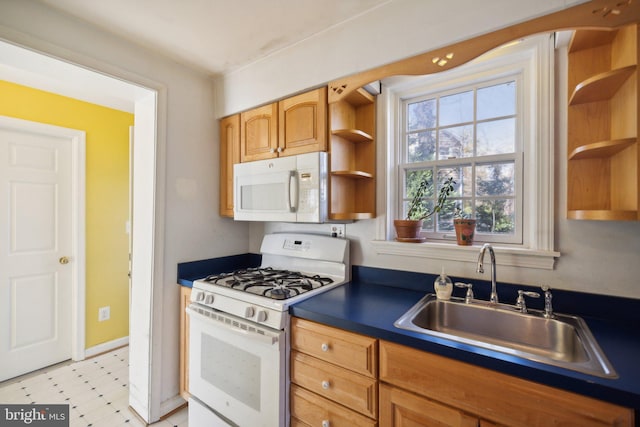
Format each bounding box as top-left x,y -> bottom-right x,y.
204,267 -> 334,300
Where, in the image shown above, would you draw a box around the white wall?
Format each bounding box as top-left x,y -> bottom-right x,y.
214,0 -> 583,116
0,0 -> 249,415
226,0 -> 640,301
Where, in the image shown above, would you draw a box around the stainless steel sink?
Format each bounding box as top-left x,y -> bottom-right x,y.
394,294 -> 617,378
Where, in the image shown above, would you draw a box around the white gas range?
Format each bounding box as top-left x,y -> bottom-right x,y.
187,233 -> 349,427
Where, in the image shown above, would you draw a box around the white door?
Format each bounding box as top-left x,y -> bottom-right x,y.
0,121 -> 75,381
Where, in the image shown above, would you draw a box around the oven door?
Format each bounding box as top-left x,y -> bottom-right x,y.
187,305 -> 287,427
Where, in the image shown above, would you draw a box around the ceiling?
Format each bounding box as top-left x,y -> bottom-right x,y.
38,0 -> 390,76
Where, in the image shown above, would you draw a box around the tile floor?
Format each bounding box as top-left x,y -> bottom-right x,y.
0,347 -> 188,427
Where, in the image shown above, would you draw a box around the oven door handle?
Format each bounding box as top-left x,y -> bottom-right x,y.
186,305 -> 281,346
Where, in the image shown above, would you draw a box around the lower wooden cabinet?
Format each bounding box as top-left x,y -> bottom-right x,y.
290,320 -> 634,427
380,383 -> 477,427
379,340 -> 634,427
291,318 -> 378,425
179,286 -> 192,400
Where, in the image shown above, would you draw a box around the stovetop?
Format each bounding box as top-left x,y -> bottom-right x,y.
203,267 -> 335,301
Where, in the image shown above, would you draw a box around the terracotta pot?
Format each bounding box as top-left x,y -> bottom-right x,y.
454,219 -> 476,245
393,219 -> 423,241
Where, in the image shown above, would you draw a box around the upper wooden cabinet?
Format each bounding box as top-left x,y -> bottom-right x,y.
567,24 -> 639,221
329,88 -> 376,220
240,87 -> 327,162
279,87 -> 327,156
240,103 -> 279,162
219,114 -> 240,217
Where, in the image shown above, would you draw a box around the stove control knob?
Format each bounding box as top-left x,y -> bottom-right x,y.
204,294 -> 214,304
194,291 -> 205,302
244,307 -> 255,318
256,310 -> 268,322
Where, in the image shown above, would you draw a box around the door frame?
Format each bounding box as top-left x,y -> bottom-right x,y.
0,115 -> 86,361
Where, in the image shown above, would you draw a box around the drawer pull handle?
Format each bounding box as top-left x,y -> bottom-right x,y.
321,343 -> 329,352
322,420 -> 330,427
321,380 -> 330,390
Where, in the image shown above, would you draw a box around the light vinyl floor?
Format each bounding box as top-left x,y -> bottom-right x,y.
0,347 -> 187,427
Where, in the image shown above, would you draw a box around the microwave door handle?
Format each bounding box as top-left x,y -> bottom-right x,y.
289,170 -> 298,212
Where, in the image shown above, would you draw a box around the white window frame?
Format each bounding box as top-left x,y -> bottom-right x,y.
371,34 -> 560,270
398,75 -> 524,245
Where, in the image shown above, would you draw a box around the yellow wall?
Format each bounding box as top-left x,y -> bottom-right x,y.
0,80 -> 134,349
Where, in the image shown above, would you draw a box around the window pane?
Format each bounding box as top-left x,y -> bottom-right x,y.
405,169 -> 434,199
476,118 -> 515,156
477,81 -> 516,120
438,125 -> 473,159
408,98 -> 436,131
475,199 -> 515,234
408,131 -> 436,162
476,163 -> 515,196
437,166 -> 471,198
440,91 -> 473,126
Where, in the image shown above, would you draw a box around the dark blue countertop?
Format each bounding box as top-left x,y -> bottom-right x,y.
177,253 -> 261,286
290,266 -> 640,412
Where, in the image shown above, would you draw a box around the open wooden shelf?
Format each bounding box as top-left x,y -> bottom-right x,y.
566,25 -> 638,221
343,87 -> 375,106
330,170 -> 373,179
568,210 -> 638,221
329,212 -> 375,220
569,65 -> 636,105
329,84 -> 376,219
569,29 -> 617,53
331,129 -> 374,143
569,138 -> 636,160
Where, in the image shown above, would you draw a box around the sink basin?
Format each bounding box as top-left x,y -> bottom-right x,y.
394,294 -> 617,378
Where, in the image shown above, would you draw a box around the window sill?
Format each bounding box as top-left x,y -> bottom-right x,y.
370,240 -> 560,270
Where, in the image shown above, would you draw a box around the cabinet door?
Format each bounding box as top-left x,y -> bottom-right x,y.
240,103 -> 278,162
278,87 -> 327,156
380,383 -> 478,427
219,114 -> 240,217
179,286 -> 192,399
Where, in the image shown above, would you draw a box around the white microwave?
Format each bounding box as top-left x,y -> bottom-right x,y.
233,152 -> 328,223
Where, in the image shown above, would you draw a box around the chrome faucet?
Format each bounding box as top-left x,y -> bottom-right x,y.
542,285 -> 554,318
476,243 -> 498,304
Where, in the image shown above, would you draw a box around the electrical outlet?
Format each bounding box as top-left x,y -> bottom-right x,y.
330,224 -> 346,238
98,306 -> 110,322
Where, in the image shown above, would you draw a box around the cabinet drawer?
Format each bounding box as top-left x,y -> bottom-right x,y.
291,317 -> 377,377
291,350 -> 377,418
291,384 -> 377,427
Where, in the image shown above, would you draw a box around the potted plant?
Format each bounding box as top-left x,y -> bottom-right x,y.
453,207 -> 476,246
394,176 -> 455,241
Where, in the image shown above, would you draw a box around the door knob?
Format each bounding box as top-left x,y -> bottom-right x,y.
59,256 -> 69,265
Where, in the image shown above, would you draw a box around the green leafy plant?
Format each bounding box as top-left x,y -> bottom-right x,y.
406,176 -> 455,221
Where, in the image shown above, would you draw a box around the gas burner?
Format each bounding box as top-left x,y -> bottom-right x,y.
203,267 -> 335,300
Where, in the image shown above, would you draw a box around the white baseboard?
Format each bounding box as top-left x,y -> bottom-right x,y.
84,336 -> 129,359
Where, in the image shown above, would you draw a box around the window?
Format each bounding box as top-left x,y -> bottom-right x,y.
375,34 -> 559,269
400,77 -> 522,244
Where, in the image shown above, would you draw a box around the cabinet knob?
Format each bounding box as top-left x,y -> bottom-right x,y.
277,147 -> 283,153
270,148 -> 276,153
321,380 -> 330,390
321,343 -> 329,352
322,421 -> 330,427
